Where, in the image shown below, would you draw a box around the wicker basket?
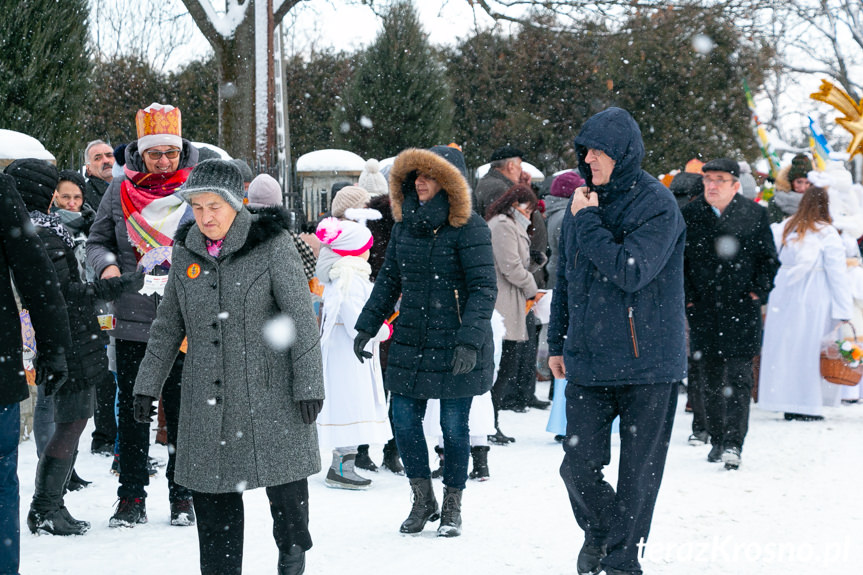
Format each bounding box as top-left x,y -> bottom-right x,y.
820,354 -> 863,386
821,323 -> 863,386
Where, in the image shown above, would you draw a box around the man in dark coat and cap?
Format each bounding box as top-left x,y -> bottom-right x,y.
682,158 -> 778,471
547,107 -> 686,575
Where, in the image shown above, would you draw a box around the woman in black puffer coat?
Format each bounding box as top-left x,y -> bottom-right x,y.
355,146 -> 497,538
5,159 -> 143,536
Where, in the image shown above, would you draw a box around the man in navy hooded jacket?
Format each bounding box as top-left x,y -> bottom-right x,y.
547,107 -> 686,575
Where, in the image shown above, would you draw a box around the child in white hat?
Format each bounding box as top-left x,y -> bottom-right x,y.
315,216 -> 392,489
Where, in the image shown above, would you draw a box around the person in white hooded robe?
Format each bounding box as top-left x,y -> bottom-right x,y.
758,179 -> 854,420
315,215 -> 392,489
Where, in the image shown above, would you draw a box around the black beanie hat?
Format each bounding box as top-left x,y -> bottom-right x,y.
4,158 -> 59,214
429,145 -> 468,180
58,170 -> 87,194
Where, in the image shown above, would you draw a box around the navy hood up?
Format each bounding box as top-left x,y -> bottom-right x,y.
574,107 -> 645,197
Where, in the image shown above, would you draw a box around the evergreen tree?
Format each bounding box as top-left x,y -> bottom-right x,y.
0,0 -> 92,168
167,57 -> 220,147
334,0 -> 454,159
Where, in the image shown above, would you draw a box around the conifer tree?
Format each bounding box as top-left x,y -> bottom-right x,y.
0,0 -> 92,167
334,0 -> 454,159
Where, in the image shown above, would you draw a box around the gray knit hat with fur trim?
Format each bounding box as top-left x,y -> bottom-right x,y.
179,159 -> 245,211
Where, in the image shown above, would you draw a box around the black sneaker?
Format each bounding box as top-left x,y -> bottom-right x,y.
91,441 -> 114,457
109,497 -> 147,528
577,541 -> 606,575
707,444 -> 723,463
526,396 -> 551,410
170,498 -> 196,526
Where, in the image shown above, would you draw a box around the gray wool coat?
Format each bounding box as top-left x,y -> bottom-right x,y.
488,214 -> 538,341
134,208 -> 324,493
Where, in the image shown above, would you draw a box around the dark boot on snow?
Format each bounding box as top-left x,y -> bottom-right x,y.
27,455 -> 89,535
400,477 -> 439,534
354,444 -> 378,472
381,439 -> 404,475
431,446 -> 444,479
468,446 -> 490,481
437,486 -> 463,537
277,545 -> 306,575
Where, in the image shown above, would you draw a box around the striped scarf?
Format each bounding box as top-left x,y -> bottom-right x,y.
120,165 -> 194,262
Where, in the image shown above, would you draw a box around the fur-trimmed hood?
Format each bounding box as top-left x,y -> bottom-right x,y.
388,148 -> 472,228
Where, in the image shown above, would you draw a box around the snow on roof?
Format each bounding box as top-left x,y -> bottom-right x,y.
0,129 -> 55,162
296,149 -> 366,173
476,161 -> 545,182
192,142 -> 232,160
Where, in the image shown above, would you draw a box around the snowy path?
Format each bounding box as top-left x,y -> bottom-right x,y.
18,382 -> 863,574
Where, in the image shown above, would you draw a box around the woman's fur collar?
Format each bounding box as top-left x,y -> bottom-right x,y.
175,206 -> 291,258
388,148 -> 472,228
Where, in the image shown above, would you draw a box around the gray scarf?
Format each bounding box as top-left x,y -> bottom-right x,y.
511,209 -> 531,231
772,190 -> 803,216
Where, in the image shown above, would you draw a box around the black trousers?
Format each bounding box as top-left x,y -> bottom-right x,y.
115,339 -> 189,501
501,311 -> 539,408
696,354 -> 753,450
91,369 -> 117,448
192,479 -> 312,575
687,356 -> 707,435
560,381 -> 677,573
491,339 -> 530,423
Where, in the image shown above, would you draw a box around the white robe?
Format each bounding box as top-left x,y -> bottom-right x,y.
758,221 -> 854,416
316,256 -> 392,450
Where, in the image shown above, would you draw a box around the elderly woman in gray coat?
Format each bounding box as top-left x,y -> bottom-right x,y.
132,160 -> 324,575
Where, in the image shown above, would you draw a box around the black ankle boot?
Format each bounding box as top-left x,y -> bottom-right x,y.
468,446 -> 489,481
277,545 -> 306,575
381,439 -> 404,475
400,477 -> 439,533
437,486 -> 462,537
354,444 -> 378,472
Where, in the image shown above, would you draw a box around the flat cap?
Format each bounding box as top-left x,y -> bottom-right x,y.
490,145 -> 525,163
701,158 -> 740,178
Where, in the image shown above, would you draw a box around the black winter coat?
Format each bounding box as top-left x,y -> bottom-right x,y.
32,218 -> 137,395
356,148 -> 498,399
0,175 -> 71,404
682,194 -> 779,358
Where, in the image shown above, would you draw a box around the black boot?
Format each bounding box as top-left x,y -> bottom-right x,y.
27,456 -> 89,535
437,486 -> 462,537
399,477 -> 439,534
431,446 -> 444,479
65,451 -> 91,492
381,439 -> 404,475
277,545 -> 306,575
468,446 -> 489,481
577,541 -> 606,575
354,444 -> 378,472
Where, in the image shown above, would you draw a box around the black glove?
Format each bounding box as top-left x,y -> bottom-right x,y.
451,345 -> 477,375
93,271 -> 146,301
299,399 -> 324,424
353,331 -> 373,363
35,352 -> 68,396
133,394 -> 157,424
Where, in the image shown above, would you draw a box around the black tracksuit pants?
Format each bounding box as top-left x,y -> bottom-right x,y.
560,381 -> 677,574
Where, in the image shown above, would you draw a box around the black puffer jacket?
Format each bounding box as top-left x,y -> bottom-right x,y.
356,148 -> 498,399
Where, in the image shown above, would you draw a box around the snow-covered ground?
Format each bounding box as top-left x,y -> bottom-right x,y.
18,382 -> 863,574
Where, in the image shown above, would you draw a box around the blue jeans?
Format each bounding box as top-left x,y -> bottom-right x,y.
0,403 -> 21,575
391,394 -> 472,490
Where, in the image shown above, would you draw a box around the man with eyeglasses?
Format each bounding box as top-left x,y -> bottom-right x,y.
83,140 -> 116,210
681,158 -> 778,472
87,103 -> 199,529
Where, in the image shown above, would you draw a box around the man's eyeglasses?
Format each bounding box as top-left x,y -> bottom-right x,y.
145,149 -> 181,160
702,176 -> 734,187
88,152 -> 114,164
